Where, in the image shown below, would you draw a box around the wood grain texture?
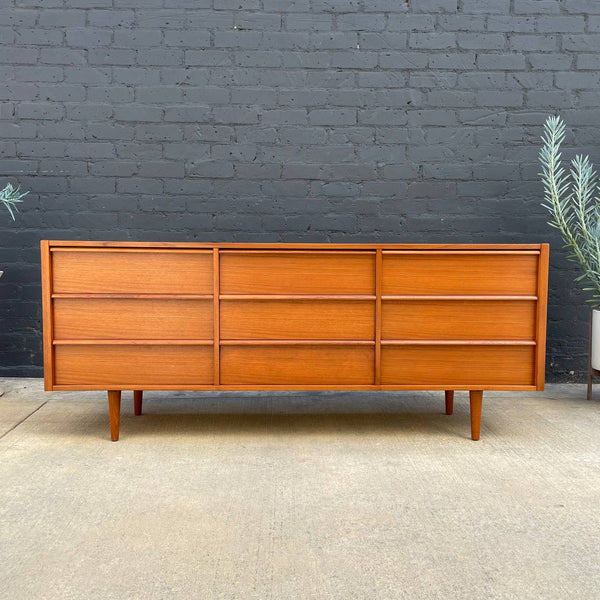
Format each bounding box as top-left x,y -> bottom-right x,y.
220,299 -> 375,340
470,390 -> 483,441
535,244 -> 550,390
53,298 -> 213,340
381,345 -> 536,386
52,250 -> 213,294
221,345 -> 375,385
40,241 -> 54,391
133,390 -> 142,416
382,299 -> 536,341
220,251 -> 375,294
55,345 -> 213,386
445,390 -> 454,415
381,252 -> 539,296
42,243 -> 549,411
108,390 -> 121,442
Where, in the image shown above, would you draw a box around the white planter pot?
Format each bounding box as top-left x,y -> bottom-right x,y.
592,309 -> 600,370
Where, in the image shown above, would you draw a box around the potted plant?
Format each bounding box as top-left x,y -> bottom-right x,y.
539,115 -> 600,371
1,182 -> 28,280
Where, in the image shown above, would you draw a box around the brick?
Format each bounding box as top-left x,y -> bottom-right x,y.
262,109 -> 308,125
514,0 -> 560,13
212,107 -> 259,124
428,52 -> 476,70
0,48 -> 37,64
88,86 -> 134,103
16,66 -> 63,82
555,72 -> 600,89
528,53 -> 573,70
486,16 -> 534,32
164,105 -> 211,122
164,30 -> 211,47
457,33 -> 505,50
187,161 -> 234,178
137,49 -> 183,66
309,109 -> 356,125
462,0 -> 510,13
15,29 -> 64,46
88,49 -> 136,65
185,50 -> 232,66
286,13 -> 333,30
410,33 -> 456,50
113,67 -> 160,85
17,102 -> 64,120
562,35 -> 600,51
477,53 -> 526,70
510,34 -> 558,52
64,67 -> 111,84
337,14 -> 385,31
113,105 -> 163,122
138,161 -> 184,178
387,15 -> 434,31
134,86 -> 183,103
88,9 -> 135,27
66,28 -> 112,47
38,9 -> 86,27
136,124 -> 183,141
114,29 -> 163,47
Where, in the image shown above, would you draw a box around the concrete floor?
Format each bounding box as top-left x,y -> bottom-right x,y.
0,379 -> 599,599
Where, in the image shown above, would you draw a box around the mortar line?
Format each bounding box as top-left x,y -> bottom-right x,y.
0,401 -> 48,440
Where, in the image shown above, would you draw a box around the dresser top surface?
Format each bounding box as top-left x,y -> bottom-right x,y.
43,241 -> 547,251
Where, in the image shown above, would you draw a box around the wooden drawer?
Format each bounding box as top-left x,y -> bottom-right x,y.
54,345 -> 213,386
221,344 -> 374,385
220,299 -> 375,340
220,251 -> 375,294
381,345 -> 535,386
382,300 -> 536,341
53,298 -> 213,340
52,249 -> 213,294
382,252 -> 539,296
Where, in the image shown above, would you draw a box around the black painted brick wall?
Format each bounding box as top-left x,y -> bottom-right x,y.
1,0 -> 599,379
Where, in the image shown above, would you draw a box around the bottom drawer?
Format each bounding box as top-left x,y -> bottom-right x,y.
221,344 -> 374,385
381,345 -> 535,386
54,345 -> 213,386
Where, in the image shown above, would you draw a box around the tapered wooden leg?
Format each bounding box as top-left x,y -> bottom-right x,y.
445,390 -> 454,415
469,390 -> 482,441
108,390 -> 121,442
133,390 -> 143,416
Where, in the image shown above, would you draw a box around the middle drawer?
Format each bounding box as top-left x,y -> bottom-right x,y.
53,298 -> 213,340
220,299 -> 375,340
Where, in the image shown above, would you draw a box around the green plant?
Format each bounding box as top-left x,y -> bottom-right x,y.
1,182 -> 28,220
540,115 -> 600,305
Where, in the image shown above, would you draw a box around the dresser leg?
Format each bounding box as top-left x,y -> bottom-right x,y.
134,390 -> 143,416
469,390 -> 482,441
108,390 -> 121,441
445,390 -> 454,415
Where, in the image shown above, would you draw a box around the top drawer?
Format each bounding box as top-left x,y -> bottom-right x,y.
382,251 -> 539,296
220,251 -> 375,295
52,249 -> 213,294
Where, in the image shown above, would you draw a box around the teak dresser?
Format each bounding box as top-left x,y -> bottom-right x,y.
41,241 -> 549,442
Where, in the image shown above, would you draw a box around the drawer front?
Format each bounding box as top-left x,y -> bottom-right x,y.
382,252 -> 539,296
54,345 -> 213,386
52,250 -> 213,294
381,345 -> 535,386
221,345 -> 374,385
382,300 -> 536,341
53,298 -> 213,340
220,251 -> 375,294
220,300 -> 375,340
